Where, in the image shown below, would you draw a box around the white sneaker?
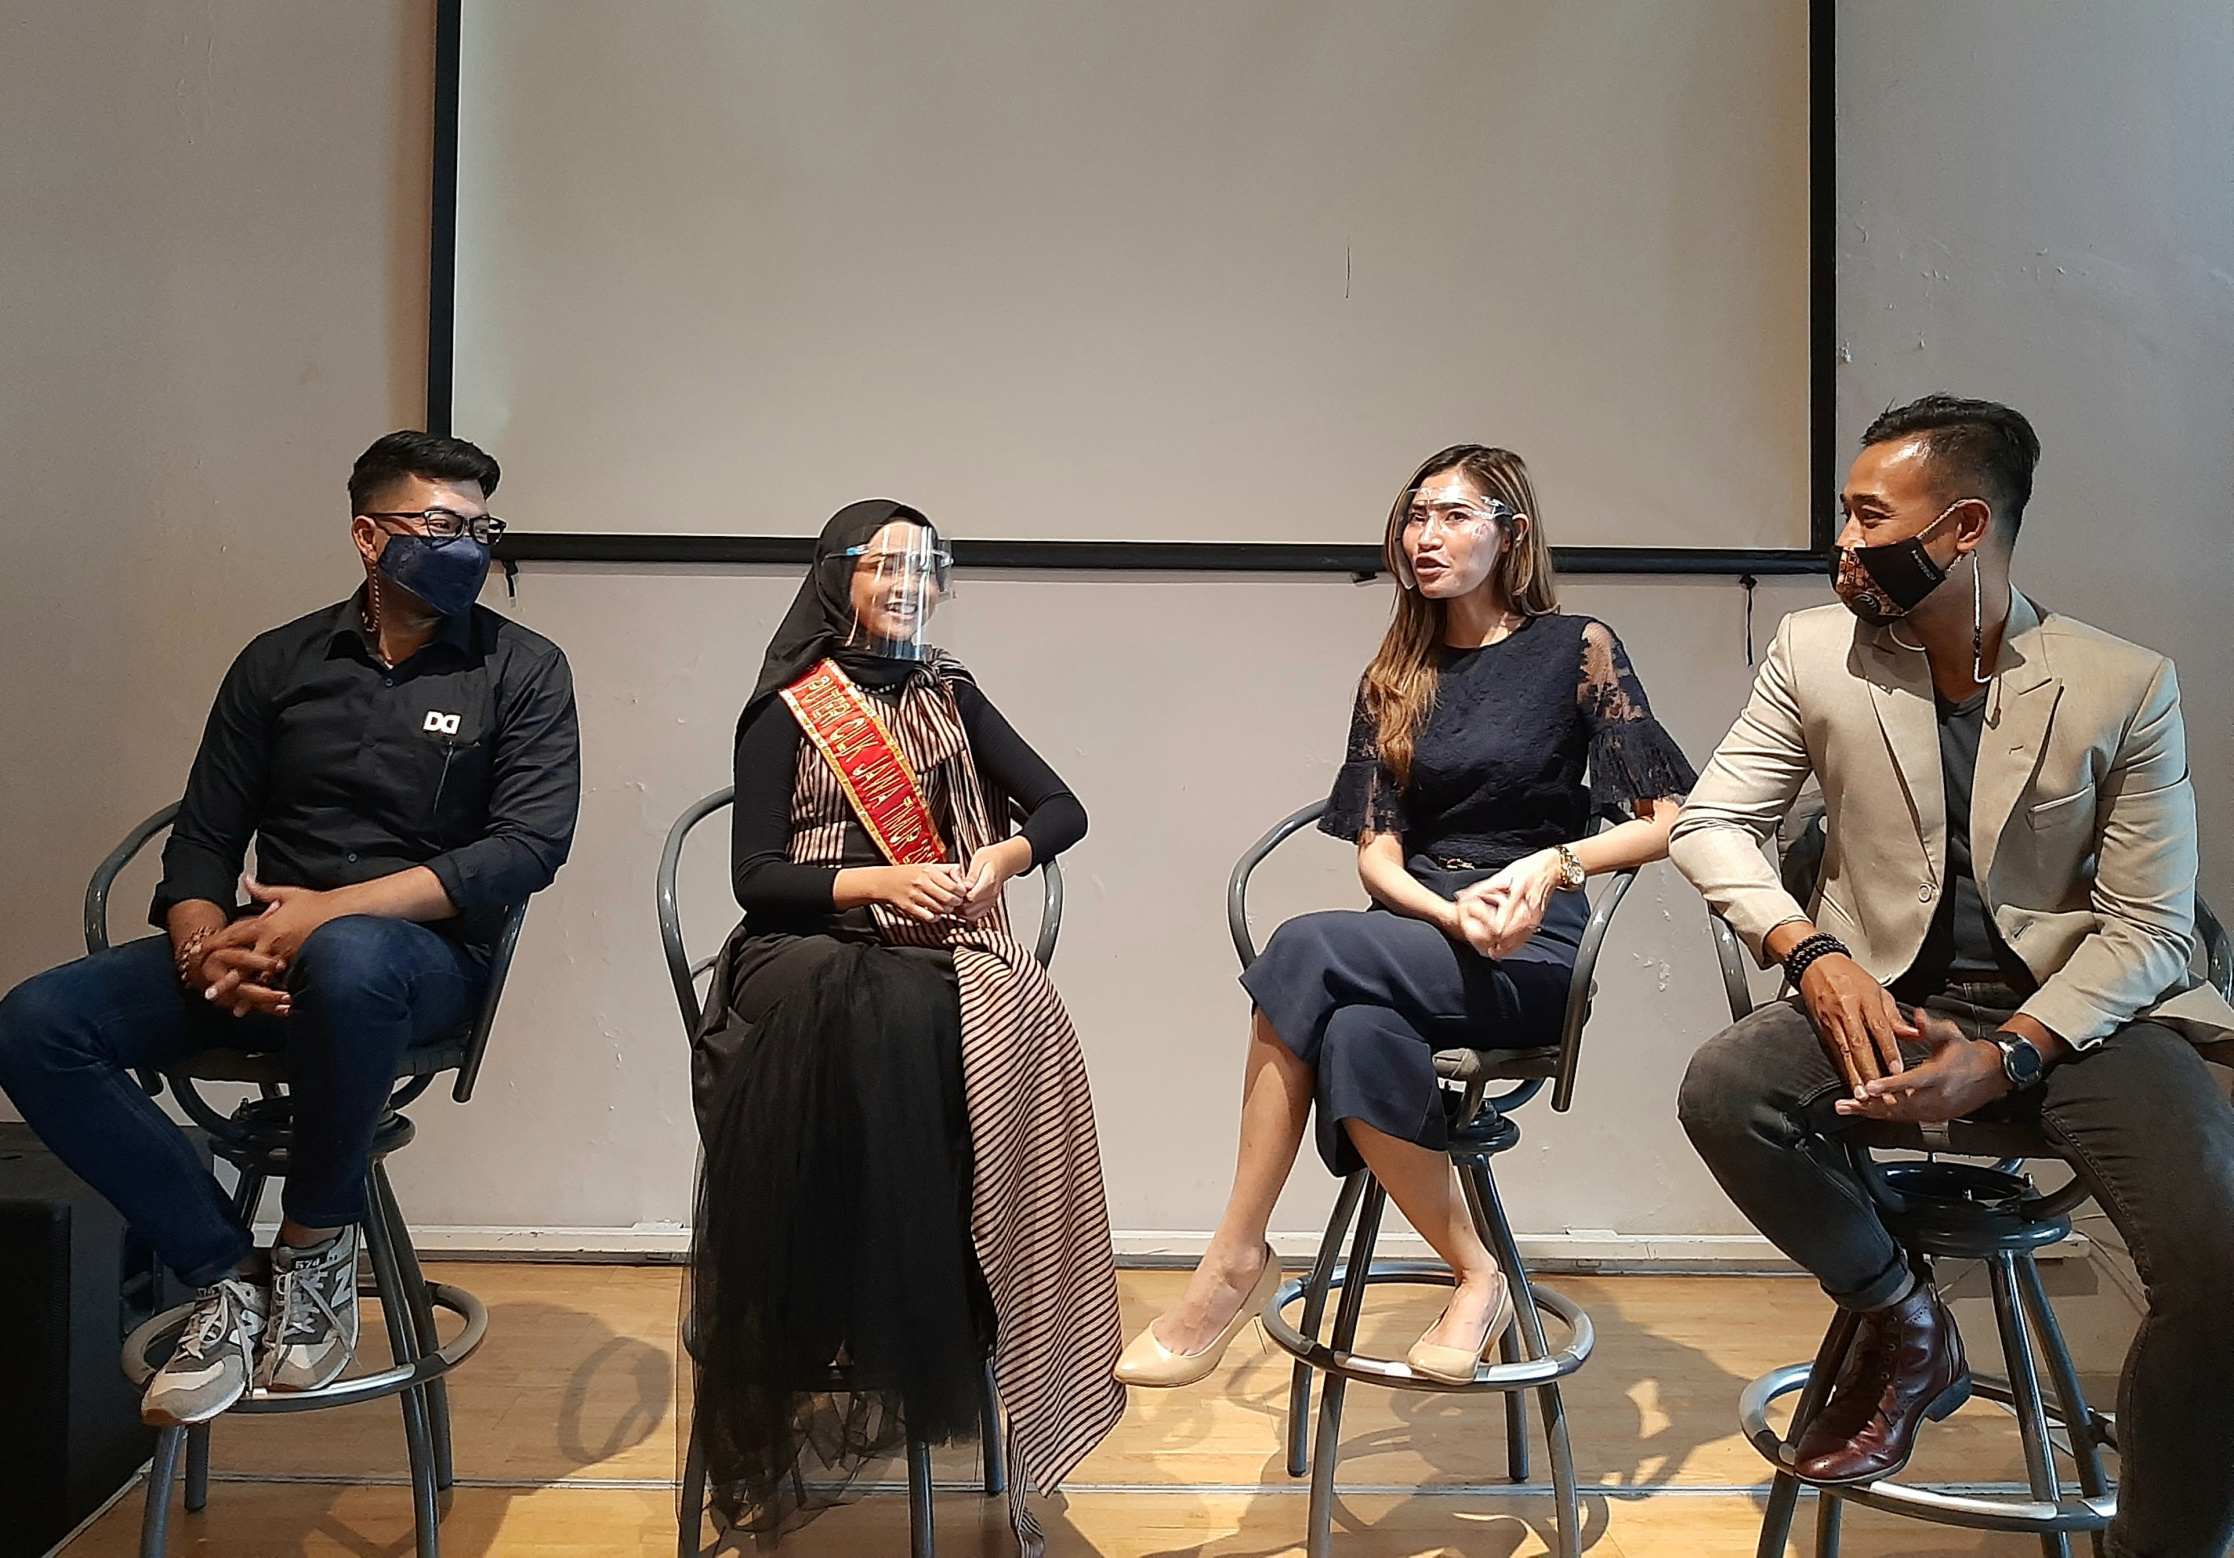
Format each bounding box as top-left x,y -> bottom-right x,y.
142,1277 -> 268,1426
258,1227 -> 361,1392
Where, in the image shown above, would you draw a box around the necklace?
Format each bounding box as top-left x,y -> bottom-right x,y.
361,573 -> 391,668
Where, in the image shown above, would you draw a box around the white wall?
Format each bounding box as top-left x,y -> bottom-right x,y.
0,9 -> 431,992
422,564 -> 1819,1254
6,2 -> 2226,1261
1836,0 -> 2234,905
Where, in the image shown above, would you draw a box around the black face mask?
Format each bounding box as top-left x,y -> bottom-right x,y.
1833,502 -> 1962,625
376,533 -> 491,618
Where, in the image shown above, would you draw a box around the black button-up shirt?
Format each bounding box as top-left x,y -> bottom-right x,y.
153,593 -> 581,947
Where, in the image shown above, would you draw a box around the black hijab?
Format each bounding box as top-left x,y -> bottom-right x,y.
742,499 -> 942,730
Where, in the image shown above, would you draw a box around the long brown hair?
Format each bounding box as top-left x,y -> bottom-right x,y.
1363,445 -> 1559,787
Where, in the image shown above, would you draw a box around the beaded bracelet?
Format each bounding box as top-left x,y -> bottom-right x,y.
1781,931 -> 1850,987
173,928 -> 208,993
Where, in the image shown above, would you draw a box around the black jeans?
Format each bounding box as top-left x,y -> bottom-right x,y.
1680,994 -> 2234,1558
0,919 -> 482,1287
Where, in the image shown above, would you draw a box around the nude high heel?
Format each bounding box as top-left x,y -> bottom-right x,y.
1114,1246 -> 1283,1388
1404,1273 -> 1517,1387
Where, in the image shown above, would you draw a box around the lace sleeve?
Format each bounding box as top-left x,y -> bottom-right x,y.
1319,681 -> 1408,841
1577,619 -> 1698,810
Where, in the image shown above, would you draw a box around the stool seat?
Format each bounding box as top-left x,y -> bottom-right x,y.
173,1041 -> 467,1087
1431,1044 -> 1562,1082
1850,1115 -> 2060,1160
1873,1160 -> 2075,1257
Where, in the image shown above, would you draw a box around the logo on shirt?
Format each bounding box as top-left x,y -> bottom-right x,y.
423,711 -> 463,736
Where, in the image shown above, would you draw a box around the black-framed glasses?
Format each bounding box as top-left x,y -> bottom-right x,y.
362,508 -> 508,545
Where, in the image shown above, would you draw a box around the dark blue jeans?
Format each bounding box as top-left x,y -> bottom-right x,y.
1680,995 -> 2234,1558
0,917 -> 483,1287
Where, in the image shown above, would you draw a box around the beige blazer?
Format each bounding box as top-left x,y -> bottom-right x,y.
1670,592 -> 2234,1054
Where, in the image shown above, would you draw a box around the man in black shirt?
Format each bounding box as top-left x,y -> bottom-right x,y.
0,432 -> 579,1426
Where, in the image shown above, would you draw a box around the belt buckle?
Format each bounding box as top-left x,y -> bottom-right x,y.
1438,856 -> 1472,872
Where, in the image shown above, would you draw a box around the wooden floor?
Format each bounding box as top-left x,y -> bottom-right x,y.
63,1256 -> 2138,1556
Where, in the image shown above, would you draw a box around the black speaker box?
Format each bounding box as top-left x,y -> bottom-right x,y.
0,1121 -> 198,1557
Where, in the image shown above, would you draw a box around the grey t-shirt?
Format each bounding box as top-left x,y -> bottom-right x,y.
1892,687 -> 2036,998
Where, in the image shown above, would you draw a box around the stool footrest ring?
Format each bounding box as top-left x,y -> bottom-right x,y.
1262,1260 -> 1592,1390
1739,1362 -> 2114,1534
122,1281 -> 489,1414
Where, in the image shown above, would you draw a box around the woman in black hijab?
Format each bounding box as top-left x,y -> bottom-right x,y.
685,501 -> 1123,1552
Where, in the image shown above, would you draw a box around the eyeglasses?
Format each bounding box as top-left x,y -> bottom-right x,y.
842,543 -> 953,587
1402,496 -> 1511,535
362,508 -> 508,545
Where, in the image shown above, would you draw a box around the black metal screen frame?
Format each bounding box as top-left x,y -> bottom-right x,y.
429,0 -> 1835,578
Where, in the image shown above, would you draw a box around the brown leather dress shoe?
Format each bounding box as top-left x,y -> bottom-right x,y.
1792,1282 -> 1970,1485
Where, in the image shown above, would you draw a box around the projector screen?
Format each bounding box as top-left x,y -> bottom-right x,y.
451,1 -> 1815,557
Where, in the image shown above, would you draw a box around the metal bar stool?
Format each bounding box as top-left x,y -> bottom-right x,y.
89,804 -> 522,1558
1231,800 -> 1638,1558
659,787 -> 1060,1558
1710,866 -> 2234,1557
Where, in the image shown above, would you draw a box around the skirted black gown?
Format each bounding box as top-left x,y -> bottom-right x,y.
686,658 -> 1087,1544
1243,614 -> 1697,1175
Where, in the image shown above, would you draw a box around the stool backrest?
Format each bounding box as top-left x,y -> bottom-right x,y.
1226,799 -> 1638,1113
655,786 -> 1066,1040
83,802 -> 530,1104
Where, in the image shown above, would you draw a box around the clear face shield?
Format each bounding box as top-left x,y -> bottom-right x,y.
840,524 -> 953,660
1390,488 -> 1513,591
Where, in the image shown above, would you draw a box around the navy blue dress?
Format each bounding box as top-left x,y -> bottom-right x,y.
1242,614 -> 1695,1175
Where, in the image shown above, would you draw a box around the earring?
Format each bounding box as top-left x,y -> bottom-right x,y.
1969,551 -> 1986,686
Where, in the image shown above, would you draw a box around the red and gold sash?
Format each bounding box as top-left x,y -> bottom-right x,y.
780,659 -> 947,866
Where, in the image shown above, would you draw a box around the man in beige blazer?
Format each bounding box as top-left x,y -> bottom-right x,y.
1673,394 -> 2234,1555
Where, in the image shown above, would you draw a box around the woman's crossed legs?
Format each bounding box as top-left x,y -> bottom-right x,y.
1148,1006 -> 1506,1360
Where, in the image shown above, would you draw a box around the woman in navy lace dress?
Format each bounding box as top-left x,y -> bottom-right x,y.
1118,445 -> 1697,1387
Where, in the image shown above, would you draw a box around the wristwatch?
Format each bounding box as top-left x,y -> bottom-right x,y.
1552,844 -> 1587,892
1993,1032 -> 2047,1090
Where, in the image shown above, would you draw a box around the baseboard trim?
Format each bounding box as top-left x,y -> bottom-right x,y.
258,1222 -> 2082,1272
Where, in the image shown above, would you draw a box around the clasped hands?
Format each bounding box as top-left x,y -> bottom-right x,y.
1798,952 -> 2015,1123
1447,849 -> 1564,960
872,842 -> 1029,924
187,877 -> 345,1018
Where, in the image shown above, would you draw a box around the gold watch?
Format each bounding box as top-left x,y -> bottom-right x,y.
1553,844 -> 1587,891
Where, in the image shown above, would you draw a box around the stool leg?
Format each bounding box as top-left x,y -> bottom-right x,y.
907,1432 -> 935,1558
1458,1157 -> 1533,1483
1759,1307 -> 1862,1558
230,1168 -> 266,1228
1757,1476 -> 1802,1558
979,1360 -> 1006,1496
1498,1321 -> 1530,1483
1813,1487 -> 1842,1557
1988,1254 -> 2072,1558
139,1425 -> 185,1558
1289,1171 -> 1366,1478
1468,1159 -> 1578,1558
677,1417 -> 708,1558
1307,1179 -> 1383,1558
183,1422 -> 211,1512
362,1173 -> 442,1558
2015,1255 -> 2111,1552
374,1161 -> 455,1490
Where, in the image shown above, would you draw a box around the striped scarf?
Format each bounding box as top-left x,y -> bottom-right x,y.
787,658 -> 1125,1552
